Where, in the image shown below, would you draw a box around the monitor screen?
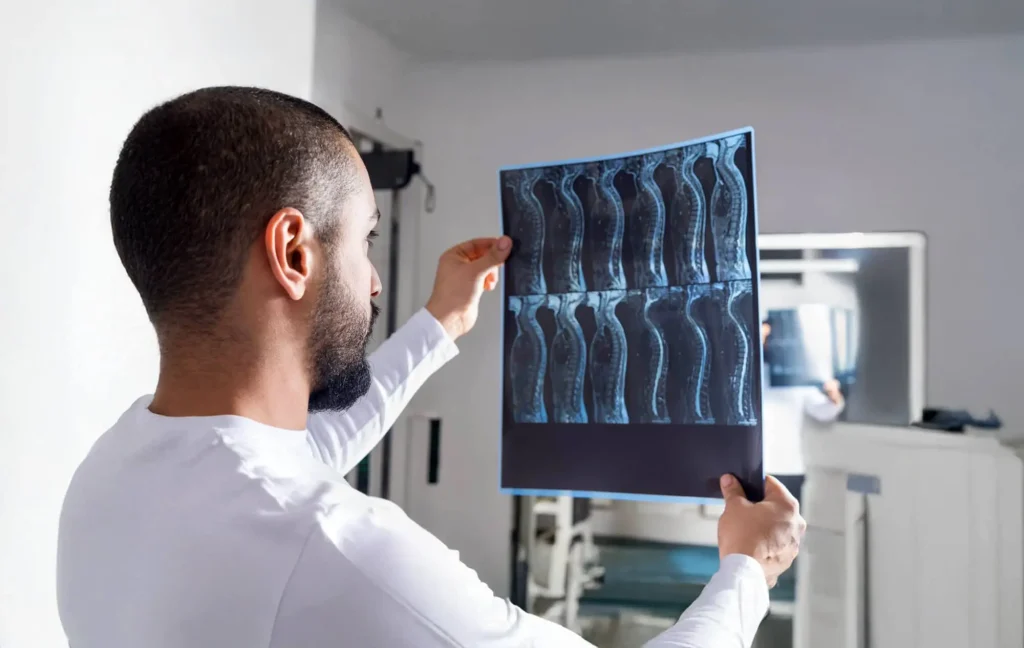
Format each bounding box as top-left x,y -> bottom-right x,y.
759,235 -> 925,427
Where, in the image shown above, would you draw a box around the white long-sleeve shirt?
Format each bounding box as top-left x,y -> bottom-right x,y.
57,308 -> 769,647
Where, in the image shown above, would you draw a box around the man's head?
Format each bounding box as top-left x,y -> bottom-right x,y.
111,86 -> 381,412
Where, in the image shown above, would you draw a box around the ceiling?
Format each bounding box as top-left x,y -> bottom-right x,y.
336,0 -> 1024,61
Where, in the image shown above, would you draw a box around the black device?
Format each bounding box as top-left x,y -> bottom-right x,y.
361,149 -> 420,191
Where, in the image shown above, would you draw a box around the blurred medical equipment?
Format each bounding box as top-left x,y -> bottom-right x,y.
517,496 -> 604,633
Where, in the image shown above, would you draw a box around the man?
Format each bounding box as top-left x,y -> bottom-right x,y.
57,87 -> 804,647
761,321 -> 845,501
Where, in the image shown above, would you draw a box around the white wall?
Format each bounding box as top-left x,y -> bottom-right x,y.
394,34 -> 1024,595
0,1 -> 317,645
312,0 -> 410,128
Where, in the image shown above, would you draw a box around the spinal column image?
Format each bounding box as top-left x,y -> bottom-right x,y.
499,129 -> 764,501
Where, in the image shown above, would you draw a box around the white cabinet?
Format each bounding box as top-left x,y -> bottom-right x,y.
800,423 -> 1024,648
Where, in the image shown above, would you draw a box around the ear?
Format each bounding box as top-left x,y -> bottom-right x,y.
264,208 -> 313,301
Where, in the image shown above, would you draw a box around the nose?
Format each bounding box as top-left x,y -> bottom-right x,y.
370,264 -> 383,298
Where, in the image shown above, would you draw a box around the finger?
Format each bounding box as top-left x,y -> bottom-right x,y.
720,474 -> 748,505
453,237 -> 500,261
469,236 -> 512,275
764,475 -> 799,509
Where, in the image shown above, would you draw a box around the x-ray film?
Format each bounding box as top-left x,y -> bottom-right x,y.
765,306 -> 857,389
498,128 -> 764,503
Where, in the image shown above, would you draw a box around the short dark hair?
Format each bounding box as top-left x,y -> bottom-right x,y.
110,86 -> 359,332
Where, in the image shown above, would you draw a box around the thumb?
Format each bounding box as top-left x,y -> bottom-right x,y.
720,474 -> 748,505
763,474 -> 797,505
470,236 -> 512,275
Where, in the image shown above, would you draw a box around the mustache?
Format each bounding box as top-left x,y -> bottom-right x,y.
367,302 -> 381,340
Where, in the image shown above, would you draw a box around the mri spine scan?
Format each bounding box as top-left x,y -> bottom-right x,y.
626,289 -> 671,423
586,291 -> 629,423
588,160 -> 628,291
545,165 -> 587,293
718,280 -> 756,425
502,131 -> 758,428
505,168 -> 547,294
508,295 -> 548,423
682,284 -> 715,424
666,146 -> 710,285
626,153 -> 669,288
710,136 -> 752,281
549,293 -> 589,423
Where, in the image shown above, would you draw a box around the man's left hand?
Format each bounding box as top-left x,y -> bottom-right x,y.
425,236 -> 512,340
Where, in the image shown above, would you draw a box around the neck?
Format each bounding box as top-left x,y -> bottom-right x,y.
149,331 -> 310,431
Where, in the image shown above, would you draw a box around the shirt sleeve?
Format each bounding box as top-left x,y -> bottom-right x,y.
270,495 -> 594,648
305,308 -> 459,475
642,555 -> 770,648
270,495 -> 770,648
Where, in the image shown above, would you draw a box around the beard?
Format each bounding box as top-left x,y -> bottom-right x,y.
307,266 -> 380,413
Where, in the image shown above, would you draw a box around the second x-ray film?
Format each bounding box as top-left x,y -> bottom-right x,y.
498,128 -> 764,503
765,305 -> 857,390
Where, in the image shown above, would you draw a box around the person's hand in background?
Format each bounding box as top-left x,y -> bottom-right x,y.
425,236 -> 512,340
717,474 -> 806,588
822,378 -> 845,407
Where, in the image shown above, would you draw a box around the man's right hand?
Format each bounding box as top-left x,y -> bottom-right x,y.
717,474 -> 806,588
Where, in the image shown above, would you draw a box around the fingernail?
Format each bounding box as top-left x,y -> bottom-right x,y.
497,237 -> 511,251
721,474 -> 735,488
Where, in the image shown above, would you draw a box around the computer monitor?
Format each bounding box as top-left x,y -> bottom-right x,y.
759,232 -> 927,426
